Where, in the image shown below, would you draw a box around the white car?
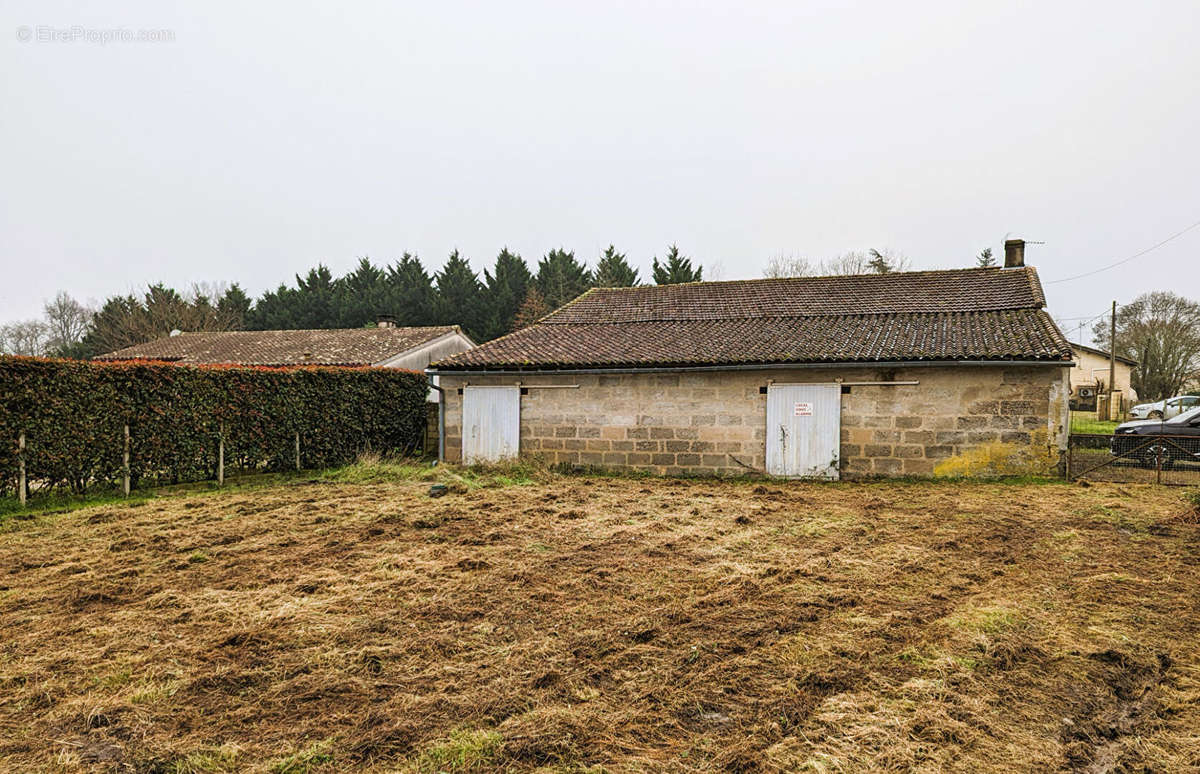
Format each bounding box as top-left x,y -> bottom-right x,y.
1129,394 -> 1200,420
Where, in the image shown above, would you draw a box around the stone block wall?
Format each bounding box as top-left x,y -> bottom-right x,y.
835,366 -> 1067,477
438,365 -> 1068,478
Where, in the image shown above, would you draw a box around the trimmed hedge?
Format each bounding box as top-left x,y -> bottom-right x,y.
0,356 -> 429,495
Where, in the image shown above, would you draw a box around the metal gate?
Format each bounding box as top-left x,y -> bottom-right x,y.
462,386 -> 520,464
766,384 -> 841,479
1068,432 -> 1200,486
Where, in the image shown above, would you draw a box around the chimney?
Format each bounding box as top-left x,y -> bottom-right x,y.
376,314 -> 397,329
1003,239 -> 1025,268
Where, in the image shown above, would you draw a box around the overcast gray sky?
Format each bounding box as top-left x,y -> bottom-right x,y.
3,1 -> 1198,342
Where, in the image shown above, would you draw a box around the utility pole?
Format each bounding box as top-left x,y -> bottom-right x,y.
1109,300 -> 1117,420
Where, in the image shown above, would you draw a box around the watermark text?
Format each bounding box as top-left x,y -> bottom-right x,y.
16,25 -> 175,45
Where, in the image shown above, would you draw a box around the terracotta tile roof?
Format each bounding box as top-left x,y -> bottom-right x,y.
433,267 -> 1072,371
544,266 -> 1048,323
96,326 -> 461,366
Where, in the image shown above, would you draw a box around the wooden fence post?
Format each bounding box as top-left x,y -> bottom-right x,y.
18,431 -> 26,507
217,421 -> 225,487
123,424 -> 130,497
294,431 -> 301,471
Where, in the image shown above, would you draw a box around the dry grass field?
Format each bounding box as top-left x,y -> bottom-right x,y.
2,464 -> 1199,773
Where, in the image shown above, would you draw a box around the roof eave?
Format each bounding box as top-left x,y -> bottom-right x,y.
428,357 -> 1074,375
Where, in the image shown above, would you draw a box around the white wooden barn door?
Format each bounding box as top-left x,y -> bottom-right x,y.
462,386 -> 520,464
766,384 -> 841,479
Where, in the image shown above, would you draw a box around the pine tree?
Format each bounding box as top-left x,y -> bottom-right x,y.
246,267 -> 337,329
385,253 -> 435,327
511,286 -> 550,331
291,265 -> 339,328
976,247 -> 996,267
593,245 -> 640,287
141,284 -> 194,333
434,250 -> 484,339
867,249 -> 895,274
216,284 -> 252,330
79,294 -> 142,355
481,248 -> 532,341
338,257 -> 386,327
535,248 -> 592,309
246,284 -> 298,330
651,244 -> 702,285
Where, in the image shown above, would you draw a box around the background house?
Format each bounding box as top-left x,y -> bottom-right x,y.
430,250 -> 1073,479
1067,342 -> 1138,410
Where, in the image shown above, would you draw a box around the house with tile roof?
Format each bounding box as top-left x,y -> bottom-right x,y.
97,323 -> 475,402
429,241 -> 1073,478
1067,342 -> 1138,408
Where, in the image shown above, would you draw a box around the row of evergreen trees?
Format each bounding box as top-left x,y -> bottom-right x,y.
246,244 -> 702,342
63,245 -> 703,356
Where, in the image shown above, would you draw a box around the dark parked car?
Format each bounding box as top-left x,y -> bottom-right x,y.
1111,406 -> 1200,468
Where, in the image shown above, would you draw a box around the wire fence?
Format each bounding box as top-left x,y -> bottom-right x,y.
1067,432 -> 1200,486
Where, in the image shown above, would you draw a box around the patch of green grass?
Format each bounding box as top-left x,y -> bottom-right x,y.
323,457 -> 436,484
162,745 -> 241,773
1070,410 -> 1120,435
128,678 -> 180,705
415,728 -> 503,772
0,488 -> 154,526
951,655 -> 980,671
895,646 -> 930,667
1087,571 -> 1138,585
780,512 -> 856,537
947,605 -> 1024,635
92,668 -> 133,690
1088,504 -> 1152,532
0,471 -> 304,527
325,455 -> 542,489
269,739 -> 334,773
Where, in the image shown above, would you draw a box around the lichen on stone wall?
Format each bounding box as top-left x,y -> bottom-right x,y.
932,429 -> 1059,478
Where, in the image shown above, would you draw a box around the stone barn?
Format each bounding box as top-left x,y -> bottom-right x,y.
429,258 -> 1072,479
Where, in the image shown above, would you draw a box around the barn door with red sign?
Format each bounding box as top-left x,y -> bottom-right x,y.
765,384 -> 841,479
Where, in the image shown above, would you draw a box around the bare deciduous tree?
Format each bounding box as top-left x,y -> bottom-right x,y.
816,250 -> 873,275
0,319 -> 51,356
43,291 -> 93,354
1091,291 -> 1200,400
765,248 -> 912,278
763,253 -> 813,278
819,249 -> 912,276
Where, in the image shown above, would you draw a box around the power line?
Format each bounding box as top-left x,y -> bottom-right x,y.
1057,309 -> 1109,322
1044,217 -> 1200,284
